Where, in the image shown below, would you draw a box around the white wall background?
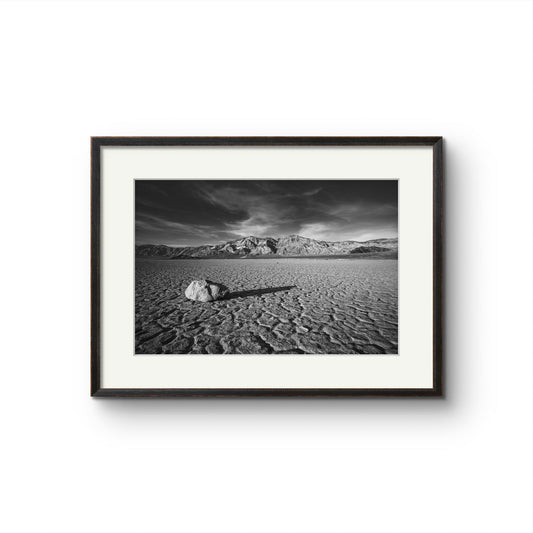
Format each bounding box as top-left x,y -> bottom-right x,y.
1,1 -> 532,532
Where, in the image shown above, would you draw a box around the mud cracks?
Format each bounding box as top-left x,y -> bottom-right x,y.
135,258 -> 398,355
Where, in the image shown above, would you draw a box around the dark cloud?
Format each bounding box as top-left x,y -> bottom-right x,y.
135,180 -> 398,245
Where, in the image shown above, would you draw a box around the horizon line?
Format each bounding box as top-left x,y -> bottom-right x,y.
136,233 -> 399,248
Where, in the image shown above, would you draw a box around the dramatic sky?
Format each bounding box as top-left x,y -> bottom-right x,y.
136,180 -> 398,246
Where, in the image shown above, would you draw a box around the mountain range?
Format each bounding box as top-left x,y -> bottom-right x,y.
136,235 -> 398,259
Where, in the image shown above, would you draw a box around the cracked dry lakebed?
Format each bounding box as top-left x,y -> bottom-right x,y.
135,258 -> 398,355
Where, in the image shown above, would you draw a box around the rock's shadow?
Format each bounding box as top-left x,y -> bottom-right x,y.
225,285 -> 296,300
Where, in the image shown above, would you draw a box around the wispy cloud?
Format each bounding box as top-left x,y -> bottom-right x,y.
299,220 -> 398,242
135,180 -> 398,245
135,213 -> 220,243
200,183 -> 295,238
302,187 -> 322,196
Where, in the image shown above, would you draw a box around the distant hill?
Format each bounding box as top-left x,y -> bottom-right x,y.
136,235 -> 398,259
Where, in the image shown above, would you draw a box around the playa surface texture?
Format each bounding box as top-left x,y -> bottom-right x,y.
135,258 -> 398,355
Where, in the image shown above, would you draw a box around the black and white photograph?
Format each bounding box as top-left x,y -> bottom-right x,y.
135,179 -> 398,355
6,1 -> 533,532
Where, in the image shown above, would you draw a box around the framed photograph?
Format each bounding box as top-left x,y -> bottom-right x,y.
91,137 -> 443,397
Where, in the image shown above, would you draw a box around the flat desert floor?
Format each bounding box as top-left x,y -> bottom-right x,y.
135,258 -> 398,355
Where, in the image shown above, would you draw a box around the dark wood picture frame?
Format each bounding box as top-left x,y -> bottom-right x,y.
91,136 -> 443,398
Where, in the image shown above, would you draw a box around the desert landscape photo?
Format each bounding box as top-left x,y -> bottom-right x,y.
135,179 -> 398,355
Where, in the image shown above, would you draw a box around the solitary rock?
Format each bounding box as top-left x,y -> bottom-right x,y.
185,280 -> 229,302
